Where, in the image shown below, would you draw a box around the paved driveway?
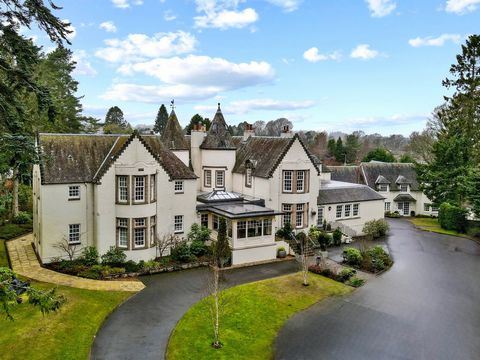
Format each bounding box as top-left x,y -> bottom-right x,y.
275,219 -> 480,360
92,260 -> 297,360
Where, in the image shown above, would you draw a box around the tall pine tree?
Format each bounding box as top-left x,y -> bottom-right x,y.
153,104 -> 168,134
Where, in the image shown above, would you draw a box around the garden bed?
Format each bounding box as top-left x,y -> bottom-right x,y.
341,245 -> 393,274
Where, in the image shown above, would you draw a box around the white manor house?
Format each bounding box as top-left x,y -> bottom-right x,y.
33,105 -> 386,265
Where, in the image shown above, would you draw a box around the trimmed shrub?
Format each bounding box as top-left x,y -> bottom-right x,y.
141,260 -> 160,272
332,228 -> 342,246
124,260 -> 141,273
361,246 -> 393,272
318,231 -> 332,251
438,203 -> 467,232
190,240 -> 209,257
337,268 -> 356,282
349,276 -> 365,287
80,246 -> 98,266
342,247 -> 363,266
171,241 -> 194,263
385,211 -> 401,218
12,211 -> 32,224
362,219 -> 389,238
101,246 -> 127,267
276,222 -> 294,240
187,223 -> 211,243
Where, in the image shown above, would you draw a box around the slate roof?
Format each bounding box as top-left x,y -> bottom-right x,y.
328,166 -> 366,184
393,193 -> 417,202
200,105 -> 236,150
38,132 -> 196,184
375,175 -> 390,184
361,162 -> 420,191
232,134 -> 320,179
161,110 -> 189,150
318,181 -> 385,205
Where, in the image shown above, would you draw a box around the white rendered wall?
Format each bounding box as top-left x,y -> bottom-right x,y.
232,244 -> 277,265
200,149 -> 236,192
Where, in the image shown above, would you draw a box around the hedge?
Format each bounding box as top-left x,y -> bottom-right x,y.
438,202 -> 467,232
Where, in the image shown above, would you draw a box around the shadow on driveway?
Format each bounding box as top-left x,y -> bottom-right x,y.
275,219 -> 480,360
92,260 -> 298,360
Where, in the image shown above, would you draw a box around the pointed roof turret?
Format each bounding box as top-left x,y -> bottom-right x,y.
161,110 -> 189,150
200,103 -> 236,150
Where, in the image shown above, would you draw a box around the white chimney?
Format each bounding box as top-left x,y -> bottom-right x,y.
243,123 -> 255,141
280,125 -> 293,138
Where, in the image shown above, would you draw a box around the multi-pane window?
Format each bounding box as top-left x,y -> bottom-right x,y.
204,170 -> 212,187
213,215 -> 219,230
385,202 -> 391,211
201,214 -> 209,228
248,220 -> 262,237
134,176 -> 145,202
215,170 -> 225,188
378,184 -> 388,191
263,219 -> 272,236
69,224 -> 80,244
296,171 -> 305,192
150,216 -> 156,246
344,204 -> 351,217
317,206 -> 324,226
336,205 -> 343,218
150,175 -> 156,202
283,171 -> 293,192
237,221 -> 247,239
432,205 -> 439,212
400,184 -> 408,192
353,203 -> 359,216
68,185 -> 80,200
424,204 -> 430,212
245,168 -> 252,187
133,218 -> 146,248
174,215 -> 184,233
296,204 -> 304,228
118,176 -> 128,202
117,218 -> 129,248
282,204 -> 292,226
174,180 -> 184,193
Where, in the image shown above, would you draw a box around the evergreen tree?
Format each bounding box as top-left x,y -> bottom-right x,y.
213,218 -> 231,268
399,154 -> 415,163
153,104 -> 168,134
362,148 -> 396,163
327,138 -> 336,157
184,114 -> 211,135
334,137 -> 345,162
104,106 -> 132,134
344,134 -> 360,164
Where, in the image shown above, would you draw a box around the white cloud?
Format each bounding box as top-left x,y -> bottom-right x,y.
164,10 -> 177,21
303,47 -> 341,62
365,0 -> 396,17
72,50 -> 97,77
95,31 -> 196,62
445,0 -> 480,14
350,44 -> 380,60
103,56 -> 275,103
265,0 -> 302,12
99,21 -> 117,33
111,0 -> 143,8
194,98 -> 315,114
408,34 -> 461,47
194,0 -> 259,29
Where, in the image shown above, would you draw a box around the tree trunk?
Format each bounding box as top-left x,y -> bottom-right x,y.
12,168 -> 19,217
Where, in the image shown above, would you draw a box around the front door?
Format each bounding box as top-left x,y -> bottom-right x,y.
403,202 -> 410,216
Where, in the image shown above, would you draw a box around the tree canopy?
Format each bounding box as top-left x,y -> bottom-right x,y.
153,104 -> 168,134
362,148 -> 396,163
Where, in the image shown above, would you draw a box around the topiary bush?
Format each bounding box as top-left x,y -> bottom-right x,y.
438,202 -> 467,232
101,247 -> 127,267
332,228 -> 342,246
342,247 -> 363,266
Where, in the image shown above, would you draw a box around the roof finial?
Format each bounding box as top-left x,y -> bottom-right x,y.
217,102 -> 221,111
170,99 -> 175,111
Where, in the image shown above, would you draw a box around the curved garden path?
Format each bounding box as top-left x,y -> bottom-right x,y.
6,234 -> 144,292
275,219 -> 480,360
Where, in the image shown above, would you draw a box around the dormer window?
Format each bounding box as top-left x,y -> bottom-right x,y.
378,184 -> 388,192
400,184 -> 408,192
245,168 -> 252,188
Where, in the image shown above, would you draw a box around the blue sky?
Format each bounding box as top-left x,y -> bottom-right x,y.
23,0 -> 480,135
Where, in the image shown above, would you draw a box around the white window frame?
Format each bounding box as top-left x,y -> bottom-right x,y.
215,170 -> 225,188
378,184 -> 388,192
400,184 -> 408,192
385,202 -> 391,211
150,216 -> 156,246
133,218 -> 146,248
134,176 -> 145,203
263,219 -> 272,236
317,206 -> 324,227
68,224 -> 81,245
424,204 -> 430,212
150,174 -> 156,202
296,171 -> 305,193
283,170 -> 293,193
117,176 -> 128,203
245,168 -> 252,187
174,215 -> 184,233
336,205 -> 343,219
344,204 -> 351,217
174,180 -> 184,193
204,170 -> 212,187
68,185 -> 80,200
282,204 -> 292,226
295,204 -> 304,228
117,218 -> 129,249
353,203 -> 359,216
237,220 -> 247,239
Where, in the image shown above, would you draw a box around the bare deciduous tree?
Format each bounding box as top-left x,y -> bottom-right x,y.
53,236 -> 83,261
154,233 -> 178,258
295,232 -> 310,286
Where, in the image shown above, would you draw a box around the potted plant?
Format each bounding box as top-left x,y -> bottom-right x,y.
277,246 -> 287,258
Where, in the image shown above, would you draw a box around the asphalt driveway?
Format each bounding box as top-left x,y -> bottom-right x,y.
275,219 -> 480,360
91,260 -> 297,360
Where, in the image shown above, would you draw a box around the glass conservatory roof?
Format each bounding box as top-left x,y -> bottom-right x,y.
197,190 -> 244,203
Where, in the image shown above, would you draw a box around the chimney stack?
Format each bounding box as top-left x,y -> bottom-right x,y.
280,125 -> 293,138
243,123 -> 255,141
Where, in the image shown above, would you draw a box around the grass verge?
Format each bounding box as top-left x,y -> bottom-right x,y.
409,217 -> 468,238
0,281 -> 132,360
0,222 -> 33,240
167,272 -> 352,360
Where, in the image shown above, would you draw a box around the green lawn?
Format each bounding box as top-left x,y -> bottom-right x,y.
409,217 -> 467,238
0,281 -> 132,360
167,272 -> 352,360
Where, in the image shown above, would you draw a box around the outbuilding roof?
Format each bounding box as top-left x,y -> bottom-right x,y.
361,162 -> 420,191
318,180 -> 385,205
328,166 -> 366,184
38,132 -> 196,184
